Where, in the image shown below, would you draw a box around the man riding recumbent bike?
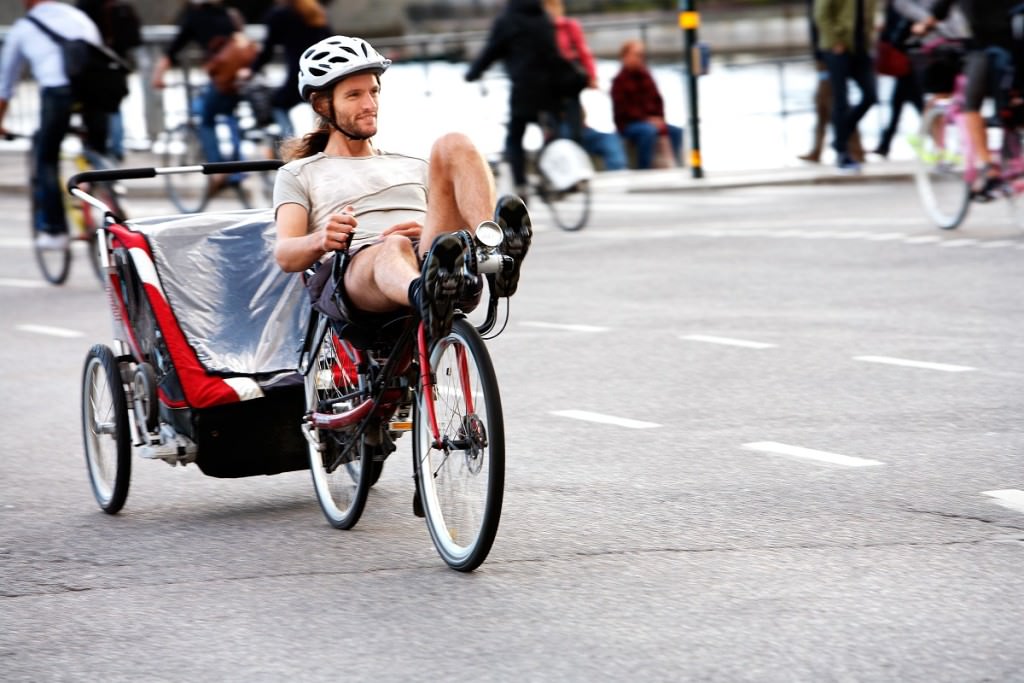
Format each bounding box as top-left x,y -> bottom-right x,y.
73,146 -> 530,571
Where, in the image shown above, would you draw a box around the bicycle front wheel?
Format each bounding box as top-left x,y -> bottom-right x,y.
81,182 -> 122,285
161,124 -> 210,214
305,321 -> 372,530
414,317 -> 504,571
32,231 -> 71,285
913,106 -> 970,229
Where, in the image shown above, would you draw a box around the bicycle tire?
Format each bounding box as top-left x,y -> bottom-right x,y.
1000,128 -> 1024,232
28,159 -> 71,284
32,232 -> 71,285
161,124 -> 211,214
913,106 -> 970,230
544,179 -> 591,232
81,181 -> 122,285
81,344 -> 131,514
414,317 -> 504,571
305,321 -> 372,530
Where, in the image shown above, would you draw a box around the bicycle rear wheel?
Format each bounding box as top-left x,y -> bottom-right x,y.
414,318 -> 504,571
161,124 -> 210,214
305,321 -> 372,530
543,179 -> 591,232
913,106 -> 970,229
1000,128 -> 1024,232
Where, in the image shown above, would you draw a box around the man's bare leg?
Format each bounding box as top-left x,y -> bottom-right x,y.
343,235 -> 420,313
419,132 -> 496,258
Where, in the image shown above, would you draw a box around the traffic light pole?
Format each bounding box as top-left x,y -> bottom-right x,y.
679,0 -> 703,179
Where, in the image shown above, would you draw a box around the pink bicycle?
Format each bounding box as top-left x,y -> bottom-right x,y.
913,63 -> 1024,231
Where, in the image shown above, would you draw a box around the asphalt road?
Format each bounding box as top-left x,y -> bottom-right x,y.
1,178 -> 1023,682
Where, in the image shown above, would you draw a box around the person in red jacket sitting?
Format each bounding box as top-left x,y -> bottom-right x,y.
610,39 -> 683,169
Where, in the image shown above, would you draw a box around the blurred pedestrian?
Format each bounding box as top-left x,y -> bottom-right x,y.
151,0 -> 255,191
813,0 -> 879,172
465,0 -> 566,198
873,0 -> 923,158
798,0 -> 864,163
250,0 -> 332,140
541,0 -> 626,170
77,0 -> 142,161
610,39 -> 683,169
0,0 -> 109,250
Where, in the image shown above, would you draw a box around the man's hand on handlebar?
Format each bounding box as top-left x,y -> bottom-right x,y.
321,205 -> 357,253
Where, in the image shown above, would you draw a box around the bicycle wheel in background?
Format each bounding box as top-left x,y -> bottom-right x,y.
81,344 -> 131,514
304,319 -> 372,530
537,138 -> 594,231
80,182 -> 123,285
414,317 -> 504,572
913,106 -> 970,230
542,179 -> 591,232
1000,128 -> 1024,232
160,124 -> 210,214
32,225 -> 72,284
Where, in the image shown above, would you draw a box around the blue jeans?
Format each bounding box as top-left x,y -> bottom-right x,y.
822,51 -> 878,157
621,121 -> 683,169
195,85 -> 241,165
33,87 -> 74,234
581,127 -> 627,171
107,110 -> 125,160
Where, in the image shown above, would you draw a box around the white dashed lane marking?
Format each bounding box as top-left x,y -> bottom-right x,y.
983,490 -> 1024,515
680,334 -> 776,349
15,324 -> 84,338
854,355 -> 976,373
520,321 -> 610,333
0,278 -> 48,289
742,441 -> 885,468
551,410 -> 660,429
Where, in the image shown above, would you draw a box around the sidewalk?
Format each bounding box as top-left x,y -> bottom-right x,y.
0,148 -> 918,201
592,159 -> 917,194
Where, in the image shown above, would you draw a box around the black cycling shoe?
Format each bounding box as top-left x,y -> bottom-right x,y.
970,165 -> 1004,202
492,194 -> 532,297
457,274 -> 483,313
418,232 -> 467,342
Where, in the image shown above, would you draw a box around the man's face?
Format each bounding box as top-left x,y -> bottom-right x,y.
330,72 -> 380,138
622,43 -> 646,71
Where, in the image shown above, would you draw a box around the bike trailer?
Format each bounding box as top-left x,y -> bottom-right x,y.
102,205 -> 309,477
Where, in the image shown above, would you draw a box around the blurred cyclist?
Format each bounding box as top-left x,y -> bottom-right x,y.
914,0 -> 1019,198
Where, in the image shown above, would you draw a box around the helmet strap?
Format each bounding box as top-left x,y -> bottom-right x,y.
326,100 -> 372,142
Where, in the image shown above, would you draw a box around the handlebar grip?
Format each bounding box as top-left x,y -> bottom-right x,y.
200,159 -> 284,175
67,167 -> 157,192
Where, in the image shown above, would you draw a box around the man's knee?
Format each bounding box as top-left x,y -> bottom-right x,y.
430,131 -> 479,164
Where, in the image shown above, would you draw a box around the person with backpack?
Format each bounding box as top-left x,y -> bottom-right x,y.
0,0 -> 110,251
76,0 -> 142,161
151,0 -> 255,193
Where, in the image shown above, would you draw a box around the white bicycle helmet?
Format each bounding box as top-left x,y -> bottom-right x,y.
298,36 -> 392,99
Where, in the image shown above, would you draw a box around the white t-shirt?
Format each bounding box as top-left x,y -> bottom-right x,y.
0,2 -> 103,100
273,151 -> 429,250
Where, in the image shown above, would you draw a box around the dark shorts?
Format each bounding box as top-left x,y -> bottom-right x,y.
303,244 -> 414,349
